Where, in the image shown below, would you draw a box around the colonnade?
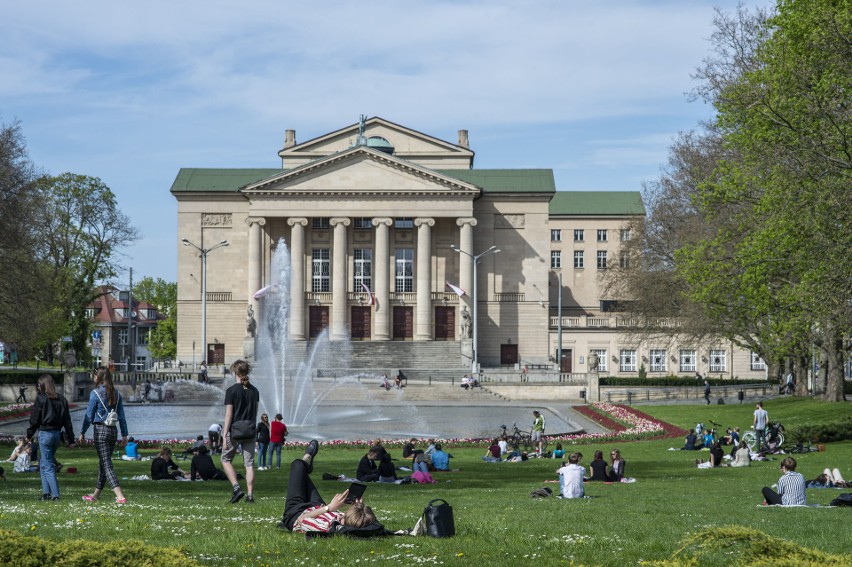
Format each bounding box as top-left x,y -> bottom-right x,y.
245,216 -> 477,341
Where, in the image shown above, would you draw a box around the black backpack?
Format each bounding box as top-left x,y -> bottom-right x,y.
829,493 -> 852,507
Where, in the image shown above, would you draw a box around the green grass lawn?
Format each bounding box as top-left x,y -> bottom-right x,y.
1,398 -> 850,566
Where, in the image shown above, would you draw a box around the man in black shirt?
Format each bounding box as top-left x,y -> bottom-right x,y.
221,359 -> 260,504
191,446 -> 228,481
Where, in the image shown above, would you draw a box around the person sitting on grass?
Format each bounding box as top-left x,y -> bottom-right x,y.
356,450 -> 380,483
279,440 -> 381,534
121,437 -> 141,461
682,429 -> 699,451
430,444 -> 452,471
483,439 -> 502,462
191,446 -> 229,481
587,450 -> 608,481
377,453 -> 399,483
696,441 -> 724,469
607,449 -> 625,482
7,437 -> 28,462
557,452 -> 586,499
729,441 -> 751,468
551,443 -> 566,460
151,447 -> 187,480
762,456 -> 806,506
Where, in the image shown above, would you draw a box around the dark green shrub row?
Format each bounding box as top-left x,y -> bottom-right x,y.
0,372 -> 64,385
0,529 -> 201,567
787,416 -> 852,444
599,377 -> 768,387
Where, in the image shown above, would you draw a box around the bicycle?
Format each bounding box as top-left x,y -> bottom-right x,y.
499,423 -> 549,453
743,421 -> 785,452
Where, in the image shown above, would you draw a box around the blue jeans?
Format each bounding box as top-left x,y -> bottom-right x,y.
39,429 -> 61,498
413,461 -> 429,473
270,443 -> 283,469
257,442 -> 268,468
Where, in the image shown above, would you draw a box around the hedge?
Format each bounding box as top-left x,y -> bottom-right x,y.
0,372 -> 64,385
0,529 -> 201,567
599,376 -> 769,387
787,416 -> 852,444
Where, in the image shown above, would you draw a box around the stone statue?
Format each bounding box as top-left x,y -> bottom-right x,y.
460,306 -> 471,338
588,352 -> 599,372
246,304 -> 257,338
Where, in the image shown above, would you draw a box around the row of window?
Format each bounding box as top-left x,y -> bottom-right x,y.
312,248 -> 414,293
551,229 -> 630,243
116,327 -> 151,346
587,348 -> 766,373
312,217 -> 413,230
550,250 -> 630,270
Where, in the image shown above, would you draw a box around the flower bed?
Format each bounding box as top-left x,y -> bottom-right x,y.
0,403 -> 32,422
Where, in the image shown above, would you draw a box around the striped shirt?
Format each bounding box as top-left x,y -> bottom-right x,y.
293,506 -> 344,533
777,471 -> 806,506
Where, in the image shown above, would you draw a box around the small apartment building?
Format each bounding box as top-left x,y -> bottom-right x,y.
87,286 -> 163,370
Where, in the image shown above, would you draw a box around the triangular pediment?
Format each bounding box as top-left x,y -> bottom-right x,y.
242,146 -> 480,197
278,116 -> 474,168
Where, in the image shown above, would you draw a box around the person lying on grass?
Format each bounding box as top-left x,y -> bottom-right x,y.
279,440 -> 379,534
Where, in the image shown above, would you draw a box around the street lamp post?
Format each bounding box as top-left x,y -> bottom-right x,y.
451,244 -> 501,374
182,239 -> 229,366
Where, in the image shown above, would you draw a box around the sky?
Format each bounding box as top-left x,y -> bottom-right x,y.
1,0 -> 770,283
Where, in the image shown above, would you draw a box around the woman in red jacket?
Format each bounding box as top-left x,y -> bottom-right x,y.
269,414 -> 288,470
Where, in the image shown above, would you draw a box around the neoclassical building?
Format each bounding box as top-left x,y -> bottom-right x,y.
171,117 -> 766,379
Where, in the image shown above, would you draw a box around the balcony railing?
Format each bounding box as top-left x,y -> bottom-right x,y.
494,293 -> 525,302
206,292 -> 232,302
550,315 -> 685,329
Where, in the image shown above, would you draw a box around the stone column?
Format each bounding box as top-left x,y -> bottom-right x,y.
246,217 -> 267,320
456,217 -> 477,338
288,218 -> 308,340
330,217 -> 350,340
372,217 -> 393,340
414,218 -> 435,341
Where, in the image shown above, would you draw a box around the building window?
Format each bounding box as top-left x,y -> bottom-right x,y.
551,229 -> 562,242
619,349 -> 637,372
353,249 -> 372,290
574,251 -> 584,269
650,349 -> 667,372
619,251 -> 630,269
312,218 -> 330,229
136,328 -> 150,345
118,329 -> 128,346
751,352 -> 766,371
550,251 -> 562,269
395,248 -> 414,292
620,229 -> 631,242
395,218 -> 414,229
312,249 -> 330,292
597,229 -> 608,242
353,217 -> 373,229
709,349 -> 727,373
574,229 -> 584,242
679,349 -> 696,373
590,349 -> 608,373
85,308 -> 96,319
597,250 -> 608,269
134,356 -> 147,371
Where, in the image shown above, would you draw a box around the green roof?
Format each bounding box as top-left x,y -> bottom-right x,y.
437,169 -> 555,193
170,168 -> 283,193
549,191 -> 645,216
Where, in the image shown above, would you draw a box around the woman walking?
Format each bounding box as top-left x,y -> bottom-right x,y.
256,414 -> 271,470
79,367 -> 128,504
26,374 -> 75,501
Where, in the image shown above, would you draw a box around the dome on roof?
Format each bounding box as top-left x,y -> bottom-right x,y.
366,136 -> 394,155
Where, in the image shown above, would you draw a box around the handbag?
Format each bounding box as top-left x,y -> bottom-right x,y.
231,419 -> 256,440
422,498 -> 455,538
93,389 -> 119,427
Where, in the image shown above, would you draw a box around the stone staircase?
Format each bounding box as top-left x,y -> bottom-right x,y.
270,340 -> 470,382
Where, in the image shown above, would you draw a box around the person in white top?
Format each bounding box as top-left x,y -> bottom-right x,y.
557,453 -> 585,499
753,402 -> 769,453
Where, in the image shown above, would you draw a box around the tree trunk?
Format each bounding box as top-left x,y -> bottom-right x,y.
794,356 -> 809,396
822,332 -> 847,402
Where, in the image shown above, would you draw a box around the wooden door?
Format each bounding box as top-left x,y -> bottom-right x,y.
392,307 -> 413,340
434,306 -> 455,341
207,343 -> 225,365
560,349 -> 573,373
351,306 -> 371,340
500,344 -> 519,366
309,306 -> 329,339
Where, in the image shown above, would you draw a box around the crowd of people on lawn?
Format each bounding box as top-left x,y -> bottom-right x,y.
8,366 -> 846,537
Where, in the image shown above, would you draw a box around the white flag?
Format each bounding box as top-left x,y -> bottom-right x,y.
361,282 -> 374,306
446,281 -> 466,297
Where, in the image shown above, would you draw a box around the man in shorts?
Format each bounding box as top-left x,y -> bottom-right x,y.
532,410 -> 545,456
221,359 -> 260,504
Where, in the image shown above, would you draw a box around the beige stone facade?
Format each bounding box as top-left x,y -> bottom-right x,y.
171,117 -> 766,379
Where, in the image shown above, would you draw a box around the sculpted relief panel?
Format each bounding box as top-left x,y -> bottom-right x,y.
494,214 -> 525,229
202,213 -> 233,227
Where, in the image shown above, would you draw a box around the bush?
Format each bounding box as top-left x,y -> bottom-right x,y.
787,416 -> 852,444
0,529 -> 201,566
600,377 -> 765,387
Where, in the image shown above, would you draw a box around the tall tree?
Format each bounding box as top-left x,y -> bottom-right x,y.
36,173 -> 140,366
133,277 -> 177,361
0,120 -> 51,355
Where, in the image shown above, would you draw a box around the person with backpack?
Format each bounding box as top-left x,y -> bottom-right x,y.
221,359 -> 260,504
26,374 -> 75,501
79,367 -> 128,504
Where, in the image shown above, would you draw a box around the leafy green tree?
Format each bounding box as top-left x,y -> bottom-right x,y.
133,277 -> 177,360
36,173 -> 140,366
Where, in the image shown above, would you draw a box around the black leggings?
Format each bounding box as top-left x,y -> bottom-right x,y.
762,486 -> 783,505
281,459 -> 324,531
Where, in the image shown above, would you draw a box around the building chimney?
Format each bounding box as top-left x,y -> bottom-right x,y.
284,129 -> 296,149
458,129 -> 469,148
